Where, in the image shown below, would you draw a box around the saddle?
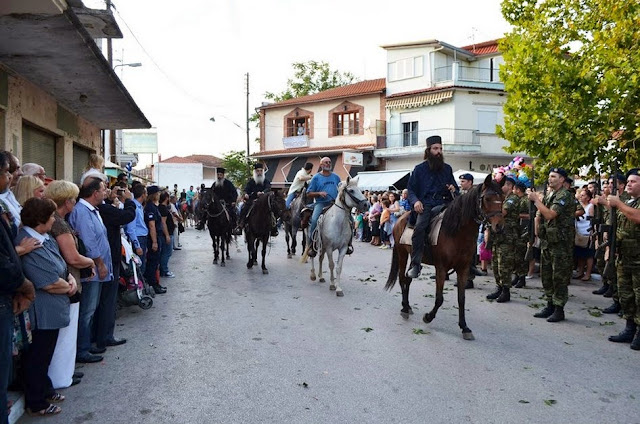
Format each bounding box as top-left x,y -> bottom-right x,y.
300,204 -> 333,229
399,206 -> 447,247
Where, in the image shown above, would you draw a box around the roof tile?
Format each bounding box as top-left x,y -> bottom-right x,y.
461,39 -> 501,56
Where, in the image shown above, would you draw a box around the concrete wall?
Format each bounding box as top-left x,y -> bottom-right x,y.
382,154 -> 515,175
0,68 -> 101,180
153,162 -> 203,191
263,93 -> 383,152
453,90 -> 508,155
386,46 -> 433,96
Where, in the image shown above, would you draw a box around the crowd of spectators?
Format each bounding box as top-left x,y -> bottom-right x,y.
1,152 -> 190,419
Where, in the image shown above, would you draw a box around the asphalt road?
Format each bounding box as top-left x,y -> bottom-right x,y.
19,229 -> 640,424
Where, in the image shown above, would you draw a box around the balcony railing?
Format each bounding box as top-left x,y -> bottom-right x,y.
384,128 -> 478,149
434,63 -> 501,85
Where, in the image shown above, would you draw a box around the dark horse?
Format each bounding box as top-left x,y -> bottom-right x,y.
203,190 -> 233,266
281,183 -> 307,259
245,191 -> 285,274
384,174 -> 504,340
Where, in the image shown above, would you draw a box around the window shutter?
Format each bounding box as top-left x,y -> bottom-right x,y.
22,124 -> 56,179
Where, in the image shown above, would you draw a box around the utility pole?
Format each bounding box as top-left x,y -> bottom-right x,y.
245,72 -> 250,173
107,0 -> 116,163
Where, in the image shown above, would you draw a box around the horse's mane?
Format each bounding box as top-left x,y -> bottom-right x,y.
440,180 -> 499,236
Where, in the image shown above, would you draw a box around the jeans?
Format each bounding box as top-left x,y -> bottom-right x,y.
94,280 -> 117,348
0,296 -> 13,424
137,236 -> 148,275
285,192 -> 297,209
309,202 -> 328,239
160,235 -> 173,275
77,281 -> 102,357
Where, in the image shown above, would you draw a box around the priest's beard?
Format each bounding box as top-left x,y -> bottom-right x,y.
426,151 -> 444,172
253,172 -> 265,185
214,177 -> 224,187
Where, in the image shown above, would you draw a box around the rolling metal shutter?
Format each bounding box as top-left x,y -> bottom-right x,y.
22,124 -> 57,179
73,144 -> 92,184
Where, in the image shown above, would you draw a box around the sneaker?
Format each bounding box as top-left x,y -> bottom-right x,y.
525,274 -> 534,280
162,272 -> 175,278
173,247 -> 182,251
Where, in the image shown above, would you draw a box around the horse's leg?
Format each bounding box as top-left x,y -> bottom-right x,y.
261,236 -> 269,274
212,238 -> 218,264
326,250 -> 335,289
334,250 -> 347,297
220,234 -> 226,267
291,226 -> 297,256
398,247 -> 413,318
456,266 -> 474,340
318,250 -> 326,284
246,234 -> 254,269
423,265 -> 447,325
285,224 -> 292,258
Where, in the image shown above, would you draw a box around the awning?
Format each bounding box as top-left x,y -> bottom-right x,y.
355,169 -> 411,191
386,90 -> 453,110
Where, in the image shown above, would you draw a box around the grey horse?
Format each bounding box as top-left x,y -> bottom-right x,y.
301,176 -> 369,296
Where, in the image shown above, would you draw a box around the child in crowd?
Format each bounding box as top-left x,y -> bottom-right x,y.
379,199 -> 391,250
354,210 -> 364,241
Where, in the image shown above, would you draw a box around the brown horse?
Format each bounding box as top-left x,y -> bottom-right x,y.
245,191 -> 286,274
384,174 -> 504,340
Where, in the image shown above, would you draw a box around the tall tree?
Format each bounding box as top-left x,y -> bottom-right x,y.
498,0 -> 640,175
222,150 -> 256,190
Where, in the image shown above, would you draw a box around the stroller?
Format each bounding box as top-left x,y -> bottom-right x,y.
118,235 -> 154,310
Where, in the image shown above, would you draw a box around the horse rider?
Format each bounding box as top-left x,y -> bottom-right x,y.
286,162 -> 313,209
406,135 -> 458,279
305,156 -> 353,257
237,162 -> 278,237
208,167 -> 238,231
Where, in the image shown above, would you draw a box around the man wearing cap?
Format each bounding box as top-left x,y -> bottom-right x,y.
406,136 -> 458,279
286,162 -> 313,209
305,157 -> 345,257
458,173 -> 474,195
487,176 -> 519,302
237,163 -> 277,236
207,167 -> 238,231
143,186 -> 167,294
606,168 -> 640,349
527,167 -> 576,322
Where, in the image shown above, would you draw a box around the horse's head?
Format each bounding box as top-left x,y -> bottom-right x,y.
268,191 -> 286,218
479,174 -> 505,232
339,176 -> 369,212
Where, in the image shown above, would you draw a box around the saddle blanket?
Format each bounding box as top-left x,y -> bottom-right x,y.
399,210 -> 445,247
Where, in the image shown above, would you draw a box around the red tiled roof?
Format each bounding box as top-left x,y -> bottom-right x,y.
461,39 -> 501,56
261,78 -> 386,109
160,156 -> 199,164
253,143 -> 376,158
161,155 -> 223,168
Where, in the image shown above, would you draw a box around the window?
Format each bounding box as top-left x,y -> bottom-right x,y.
402,121 -> 419,146
388,56 -> 424,81
286,117 -> 309,137
335,112 -> 359,136
477,110 -> 498,134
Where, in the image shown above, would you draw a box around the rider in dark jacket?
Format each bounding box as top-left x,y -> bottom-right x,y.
237,163 -> 277,236
208,167 -> 238,229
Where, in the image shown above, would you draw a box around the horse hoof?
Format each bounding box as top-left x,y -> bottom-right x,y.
287,254 -> 292,259
253,260 -> 258,265
319,277 -> 325,283
400,311 -> 411,320
336,290 -> 344,297
422,313 -> 433,324
310,275 -> 316,281
262,269 -> 269,274
247,264 -> 252,269
462,331 -> 475,341
221,263 -> 225,267
329,284 -> 336,291
213,260 -> 217,264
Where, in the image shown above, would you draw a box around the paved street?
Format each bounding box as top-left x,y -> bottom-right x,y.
19,229 -> 640,424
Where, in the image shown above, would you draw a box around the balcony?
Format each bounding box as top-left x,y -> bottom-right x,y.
434,63 -> 504,90
376,128 -> 482,158
282,135 -> 309,149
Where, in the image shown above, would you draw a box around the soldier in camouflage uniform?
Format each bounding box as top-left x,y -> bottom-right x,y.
528,167 -> 576,322
606,169 -> 640,349
512,181 -> 530,288
487,176 -> 518,303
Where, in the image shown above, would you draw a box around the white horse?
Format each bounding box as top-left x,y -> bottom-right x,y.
301,176 -> 369,296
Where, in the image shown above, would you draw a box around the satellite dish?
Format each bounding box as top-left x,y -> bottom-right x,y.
363,118 -> 371,130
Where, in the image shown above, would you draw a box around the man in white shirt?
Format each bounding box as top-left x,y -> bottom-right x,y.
286,162 -> 313,209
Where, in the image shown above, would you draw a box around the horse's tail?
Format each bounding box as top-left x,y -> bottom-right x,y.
300,245 -> 310,263
384,244 -> 400,291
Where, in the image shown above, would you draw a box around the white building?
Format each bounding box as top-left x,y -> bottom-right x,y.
377,39 -> 524,174
154,154 -> 223,191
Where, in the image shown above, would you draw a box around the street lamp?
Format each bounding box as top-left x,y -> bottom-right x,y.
113,62 -> 142,70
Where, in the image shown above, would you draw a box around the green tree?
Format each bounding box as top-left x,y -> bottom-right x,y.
498,0 -> 640,175
222,150 -> 255,190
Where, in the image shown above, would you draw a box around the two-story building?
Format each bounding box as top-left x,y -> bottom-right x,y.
254,79 -> 386,189
377,39 -> 523,175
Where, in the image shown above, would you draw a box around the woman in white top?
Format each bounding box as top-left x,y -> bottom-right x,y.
574,188 -> 595,281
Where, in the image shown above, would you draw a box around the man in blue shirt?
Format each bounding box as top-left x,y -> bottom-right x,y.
406,136 -> 458,278
69,177 -> 113,363
125,184 -> 149,272
306,157 -> 343,257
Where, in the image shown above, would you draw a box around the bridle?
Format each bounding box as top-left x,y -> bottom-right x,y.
335,185 -> 366,212
206,194 -> 230,222
475,188 -> 503,225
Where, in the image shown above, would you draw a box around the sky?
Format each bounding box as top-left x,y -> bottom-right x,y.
88,0 -> 511,168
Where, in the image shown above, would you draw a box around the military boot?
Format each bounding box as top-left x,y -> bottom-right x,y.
496,287 -> 510,303
608,319 -> 637,343
514,276 -> 526,288
486,285 -> 502,300
546,306 -> 565,322
464,279 -> 474,289
534,302 -> 554,318
592,283 -> 610,295
509,275 -> 519,287
603,301 -> 621,314
603,284 -> 614,298
631,328 -> 640,351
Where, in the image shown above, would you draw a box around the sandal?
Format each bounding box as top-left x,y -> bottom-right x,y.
572,274 -> 585,280
27,404 -> 62,416
581,276 -> 591,281
46,393 -> 65,403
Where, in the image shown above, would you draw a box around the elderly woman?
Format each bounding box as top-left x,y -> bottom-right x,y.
18,197 -> 78,417
14,175 -> 45,206
45,181 -> 94,389
79,154 -> 106,186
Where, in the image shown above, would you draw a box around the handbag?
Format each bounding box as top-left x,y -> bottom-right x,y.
76,237 -> 93,279
574,233 -> 590,248
178,221 -> 185,233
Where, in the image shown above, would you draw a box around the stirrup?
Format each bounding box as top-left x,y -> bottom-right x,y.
346,245 -> 354,255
